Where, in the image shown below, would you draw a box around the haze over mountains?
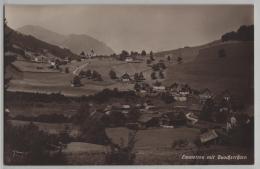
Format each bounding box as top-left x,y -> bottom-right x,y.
5,25 -> 79,60
17,25 -> 114,55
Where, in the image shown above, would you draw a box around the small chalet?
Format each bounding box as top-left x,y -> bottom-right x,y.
125,57 -> 133,62
199,88 -> 212,103
121,73 -> 131,82
152,81 -> 166,92
172,93 -> 187,102
153,85 -> 166,92
64,56 -> 71,63
80,51 -> 87,59
121,104 -> 131,114
122,104 -> 131,109
169,83 -> 179,93
179,85 -> 191,96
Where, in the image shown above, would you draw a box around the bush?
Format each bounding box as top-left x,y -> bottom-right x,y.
151,72 -> 157,80
159,71 -> 164,79
109,70 -> 117,79
71,76 -> 81,87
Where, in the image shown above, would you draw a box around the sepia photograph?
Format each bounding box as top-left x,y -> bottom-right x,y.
3,4 -> 254,165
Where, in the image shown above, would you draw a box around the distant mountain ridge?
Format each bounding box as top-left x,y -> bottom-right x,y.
5,25 -> 79,60
17,25 -> 114,55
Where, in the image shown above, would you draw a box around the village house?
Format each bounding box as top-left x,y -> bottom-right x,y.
172,93 -> 187,102
125,57 -> 134,62
153,85 -> 166,92
169,83 -> 190,101
80,51 -> 87,60
121,73 -> 132,82
122,104 -> 131,109
64,56 -> 71,63
169,83 -> 179,93
179,85 -> 191,96
121,104 -> 131,114
199,88 -> 212,103
137,82 -> 151,94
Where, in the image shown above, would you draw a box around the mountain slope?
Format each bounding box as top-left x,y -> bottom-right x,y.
61,34 -> 114,55
17,25 -> 114,55
17,25 -> 66,46
164,41 -> 254,104
155,40 -> 221,63
5,26 -> 79,60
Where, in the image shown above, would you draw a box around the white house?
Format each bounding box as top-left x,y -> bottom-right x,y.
125,57 -> 134,62
174,94 -> 187,102
122,104 -> 131,109
153,86 -> 166,92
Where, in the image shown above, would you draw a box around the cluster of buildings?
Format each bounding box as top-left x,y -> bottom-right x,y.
25,50 -> 71,67
79,50 -> 96,60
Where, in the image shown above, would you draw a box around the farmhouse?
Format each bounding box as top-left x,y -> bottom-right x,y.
172,93 -> 187,102
199,88 -> 212,103
64,56 -> 71,63
121,104 -> 131,114
153,85 -> 166,92
121,73 -> 131,82
179,86 -> 190,96
169,83 -> 179,92
80,51 -> 87,59
122,104 -> 131,109
125,57 -> 133,62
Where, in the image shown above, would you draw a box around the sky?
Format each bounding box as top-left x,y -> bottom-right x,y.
5,5 -> 253,53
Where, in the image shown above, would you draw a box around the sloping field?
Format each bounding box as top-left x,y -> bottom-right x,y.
135,128 -> 200,149
9,120 -> 79,136
7,58 -> 152,95
105,127 -> 200,150
5,64 -> 23,80
13,60 -> 60,73
164,41 -> 254,103
6,101 -> 80,117
155,40 -> 221,63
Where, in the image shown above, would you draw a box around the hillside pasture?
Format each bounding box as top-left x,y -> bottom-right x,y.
8,57 -> 165,96
9,120 -> 79,136
164,41 -> 254,103
6,101 -> 80,117
105,127 -> 200,150
13,60 -> 60,73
